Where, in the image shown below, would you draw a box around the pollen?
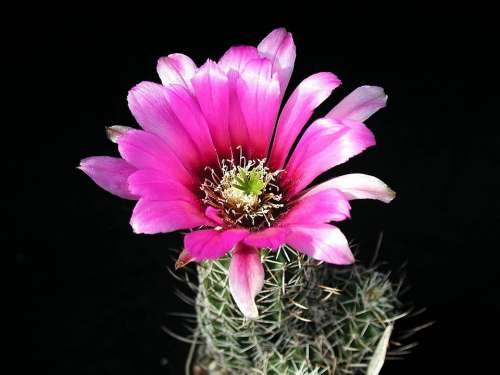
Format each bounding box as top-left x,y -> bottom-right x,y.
200,151 -> 284,229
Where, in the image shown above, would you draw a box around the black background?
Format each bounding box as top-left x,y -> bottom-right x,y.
9,3 -> 499,374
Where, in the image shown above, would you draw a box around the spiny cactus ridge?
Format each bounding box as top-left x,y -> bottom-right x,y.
170,245 -> 417,375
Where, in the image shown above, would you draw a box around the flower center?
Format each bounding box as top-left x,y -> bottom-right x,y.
200,154 -> 284,229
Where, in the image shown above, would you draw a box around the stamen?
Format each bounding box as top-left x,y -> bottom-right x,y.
200,154 -> 284,229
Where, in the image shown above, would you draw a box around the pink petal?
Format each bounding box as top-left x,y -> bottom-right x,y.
161,84 -> 219,167
236,58 -> 281,158
218,47 -> 265,155
284,118 -> 376,196
243,227 -> 287,250
117,129 -> 195,187
307,173 -> 396,203
157,53 -> 197,91
127,169 -> 199,203
280,187 -> 351,225
175,248 -> 195,270
229,243 -> 264,319
285,224 -> 354,264
78,156 -> 138,200
227,70 -> 251,155
218,46 -> 260,73
130,199 -> 209,234
269,72 -> 341,170
127,82 -> 202,171
327,86 -> 387,122
204,206 -> 224,226
257,28 -> 296,97
184,228 -> 249,261
191,60 -> 232,157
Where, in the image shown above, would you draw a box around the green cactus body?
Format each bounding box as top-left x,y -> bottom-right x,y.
192,246 -> 406,375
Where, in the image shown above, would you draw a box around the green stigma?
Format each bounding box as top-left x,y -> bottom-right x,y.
200,157 -> 284,227
233,168 -> 266,196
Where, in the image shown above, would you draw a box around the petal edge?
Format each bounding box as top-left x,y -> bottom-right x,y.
78,156 -> 137,200
229,243 -> 264,319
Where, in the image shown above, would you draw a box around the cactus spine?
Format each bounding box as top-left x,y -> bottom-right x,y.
189,246 -> 408,375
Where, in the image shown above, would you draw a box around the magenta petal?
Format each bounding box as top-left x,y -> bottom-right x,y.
269,72 -> 341,170
191,60 -> 232,157
281,188 -> 351,225
218,46 -> 260,73
237,58 -> 281,158
307,173 -> 396,203
284,118 -> 376,196
229,243 -> 264,319
157,53 -> 197,91
327,86 -> 387,122
227,70 -> 251,156
130,199 -> 209,234
127,169 -> 199,203
184,228 -> 249,261
162,84 -> 219,167
117,129 -> 194,187
127,82 -> 202,171
285,224 -> 354,265
243,227 -> 287,250
204,206 -> 224,226
257,27 -> 296,97
219,47 -> 263,155
79,156 -> 138,200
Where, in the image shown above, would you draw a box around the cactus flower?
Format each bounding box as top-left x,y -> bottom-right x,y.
79,28 -> 395,319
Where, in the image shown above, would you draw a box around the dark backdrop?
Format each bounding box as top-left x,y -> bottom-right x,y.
10,3 -> 498,374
